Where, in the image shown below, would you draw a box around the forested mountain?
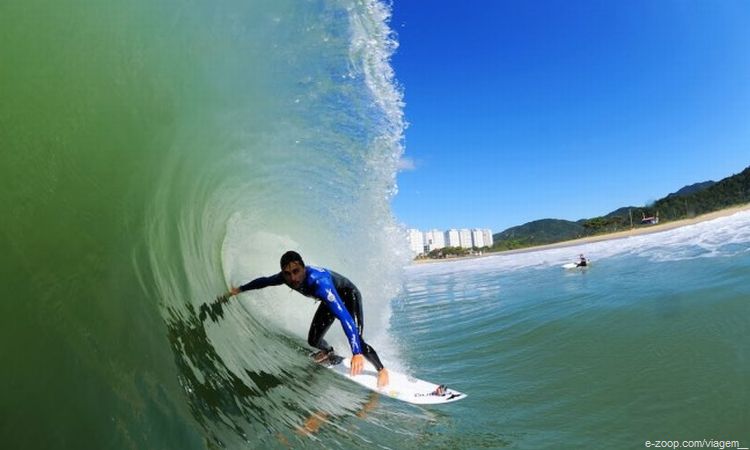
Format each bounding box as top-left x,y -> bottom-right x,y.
655,167 -> 749,220
493,219 -> 586,249
665,181 -> 715,199
491,166 -> 750,251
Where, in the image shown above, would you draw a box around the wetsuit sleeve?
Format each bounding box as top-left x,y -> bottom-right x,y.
239,273 -> 284,292
312,278 -> 363,355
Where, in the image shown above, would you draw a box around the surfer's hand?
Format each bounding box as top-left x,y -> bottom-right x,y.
350,354 -> 364,376
228,286 -> 240,297
376,368 -> 389,388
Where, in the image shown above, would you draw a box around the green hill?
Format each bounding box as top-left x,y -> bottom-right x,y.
491,165 -> 750,251
492,219 -> 586,250
655,166 -> 750,220
665,181 -> 715,199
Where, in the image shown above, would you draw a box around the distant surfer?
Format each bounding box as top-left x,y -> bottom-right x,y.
576,254 -> 588,267
223,251 -> 390,388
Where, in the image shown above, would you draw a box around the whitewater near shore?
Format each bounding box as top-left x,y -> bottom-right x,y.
413,202 -> 750,265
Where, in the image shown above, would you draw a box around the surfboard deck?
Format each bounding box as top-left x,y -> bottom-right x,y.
317,353 -> 466,405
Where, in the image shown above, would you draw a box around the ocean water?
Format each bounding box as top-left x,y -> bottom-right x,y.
2,0 -> 749,449
400,210 -> 750,449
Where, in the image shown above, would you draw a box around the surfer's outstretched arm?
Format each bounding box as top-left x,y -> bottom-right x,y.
227,273 -> 285,297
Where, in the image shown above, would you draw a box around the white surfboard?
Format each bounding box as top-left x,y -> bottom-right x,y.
562,261 -> 591,269
319,354 -> 466,405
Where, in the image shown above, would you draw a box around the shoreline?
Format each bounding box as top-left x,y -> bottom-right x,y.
411,202 -> 750,265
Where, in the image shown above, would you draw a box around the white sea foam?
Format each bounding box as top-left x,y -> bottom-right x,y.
216,0 -> 408,370
407,209 -> 750,276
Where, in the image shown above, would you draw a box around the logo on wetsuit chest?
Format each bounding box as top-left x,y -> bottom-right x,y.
325,289 -> 336,303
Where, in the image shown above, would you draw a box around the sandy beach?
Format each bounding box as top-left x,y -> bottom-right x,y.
413,202 -> 750,264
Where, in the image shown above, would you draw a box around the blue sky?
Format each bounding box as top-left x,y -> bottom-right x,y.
389,0 -> 750,232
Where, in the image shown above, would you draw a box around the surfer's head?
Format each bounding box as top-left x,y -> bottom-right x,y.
280,251 -> 305,289
280,251 -> 304,269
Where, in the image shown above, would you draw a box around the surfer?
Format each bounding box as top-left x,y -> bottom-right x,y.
224,251 -> 390,388
576,254 -> 588,267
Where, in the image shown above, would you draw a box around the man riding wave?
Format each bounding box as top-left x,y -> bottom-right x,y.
223,251 -> 389,388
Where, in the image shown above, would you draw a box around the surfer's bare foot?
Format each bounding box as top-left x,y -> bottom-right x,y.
377,368 -> 389,388
312,350 -> 330,363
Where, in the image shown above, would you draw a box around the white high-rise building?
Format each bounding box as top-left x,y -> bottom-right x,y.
424,229 -> 446,252
408,229 -> 424,256
409,227 -> 494,257
445,229 -> 461,247
458,229 -> 473,249
482,229 -> 494,247
471,229 -> 485,248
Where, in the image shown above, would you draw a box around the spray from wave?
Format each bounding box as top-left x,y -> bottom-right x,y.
141,0 -> 412,446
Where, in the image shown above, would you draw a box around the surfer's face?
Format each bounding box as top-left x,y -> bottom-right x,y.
281,261 -> 305,289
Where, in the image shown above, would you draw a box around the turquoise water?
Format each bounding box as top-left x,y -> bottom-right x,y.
2,0 -> 749,448
398,211 -> 750,449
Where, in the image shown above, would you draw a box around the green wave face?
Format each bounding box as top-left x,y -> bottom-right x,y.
1,0 -> 407,447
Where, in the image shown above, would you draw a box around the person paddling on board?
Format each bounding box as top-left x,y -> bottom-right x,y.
223,251 -> 390,388
576,254 -> 588,267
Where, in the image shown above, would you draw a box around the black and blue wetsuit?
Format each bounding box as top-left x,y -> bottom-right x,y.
239,266 -> 385,371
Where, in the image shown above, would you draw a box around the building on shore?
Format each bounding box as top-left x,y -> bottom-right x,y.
424,229 -> 446,252
407,227 -> 494,257
482,229 -> 494,247
408,229 -> 425,256
446,229 -> 461,247
458,229 -> 473,249
471,229 -> 485,248
641,211 -> 660,225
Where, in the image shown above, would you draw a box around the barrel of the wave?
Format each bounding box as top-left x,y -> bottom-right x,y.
0,0 -> 305,448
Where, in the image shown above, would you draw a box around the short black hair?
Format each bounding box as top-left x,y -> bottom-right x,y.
280,250 -> 304,269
